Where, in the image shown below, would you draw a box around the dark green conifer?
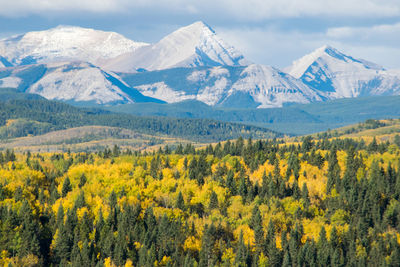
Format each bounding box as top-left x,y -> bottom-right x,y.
176,191 -> 185,211
61,177 -> 72,198
208,191 -> 219,210
226,170 -> 236,195
78,173 -> 87,188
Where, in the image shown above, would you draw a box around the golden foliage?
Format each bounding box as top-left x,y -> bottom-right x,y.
184,236 -> 201,252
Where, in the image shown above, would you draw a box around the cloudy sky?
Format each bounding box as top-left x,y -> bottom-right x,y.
0,0 -> 399,69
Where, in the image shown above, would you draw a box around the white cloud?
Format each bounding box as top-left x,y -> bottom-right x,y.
326,23 -> 400,46
0,0 -> 399,19
0,0 -> 197,17
212,0 -> 400,21
0,0 -> 121,15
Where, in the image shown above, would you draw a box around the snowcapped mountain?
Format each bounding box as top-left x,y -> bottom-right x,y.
103,21 -> 249,72
285,45 -> 400,98
119,64 -> 322,108
0,26 -> 148,66
0,62 -> 161,105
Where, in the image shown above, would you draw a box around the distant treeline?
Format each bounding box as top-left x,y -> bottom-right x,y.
0,91 -> 278,142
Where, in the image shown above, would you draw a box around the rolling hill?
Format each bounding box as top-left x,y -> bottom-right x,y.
108,95 -> 400,135
0,89 -> 280,144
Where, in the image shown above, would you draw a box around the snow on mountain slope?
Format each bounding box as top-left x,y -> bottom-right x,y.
0,62 -> 161,105
28,62 -> 136,104
228,64 -> 322,108
104,21 -> 249,72
285,45 -> 383,80
364,70 -> 400,96
0,26 -> 149,66
0,77 -> 21,88
119,64 -> 322,108
284,45 -> 400,98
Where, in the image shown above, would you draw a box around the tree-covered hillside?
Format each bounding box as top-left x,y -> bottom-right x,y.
1,134 -> 400,266
0,89 -> 278,142
107,95 -> 400,135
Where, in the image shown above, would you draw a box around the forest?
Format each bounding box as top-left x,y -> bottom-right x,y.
0,89 -> 278,142
1,135 -> 400,266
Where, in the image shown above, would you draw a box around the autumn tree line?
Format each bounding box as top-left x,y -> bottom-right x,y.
1,136 -> 400,266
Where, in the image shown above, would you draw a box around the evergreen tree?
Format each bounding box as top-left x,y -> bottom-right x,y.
301,183 -> 310,209
238,176 -> 248,203
367,137 -> 379,152
264,221 -> 280,266
199,224 -> 216,267
208,191 -> 219,210
18,201 -> 40,257
226,170 -> 236,195
251,205 -> 264,255
301,136 -> 313,152
282,251 -> 291,267
260,171 -> 268,200
176,191 -> 185,211
74,190 -> 86,209
327,148 -> 340,193
235,230 -> 250,267
80,239 -> 91,266
78,173 -> 87,188
54,222 -> 73,263
61,177 -> 72,198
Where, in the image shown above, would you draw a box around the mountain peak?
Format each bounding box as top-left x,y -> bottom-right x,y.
285,46 -> 329,79
318,44 -> 335,51
316,45 -> 343,57
286,45 -> 383,79
25,25 -> 111,36
160,21 -> 218,46
179,21 -> 215,34
52,24 -> 86,30
285,45 -> 390,99
155,21 -> 249,69
317,45 -> 353,61
104,21 -> 249,72
0,26 -> 148,66
290,45 -> 345,77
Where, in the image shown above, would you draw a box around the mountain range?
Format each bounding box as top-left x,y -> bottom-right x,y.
0,21 -> 399,107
